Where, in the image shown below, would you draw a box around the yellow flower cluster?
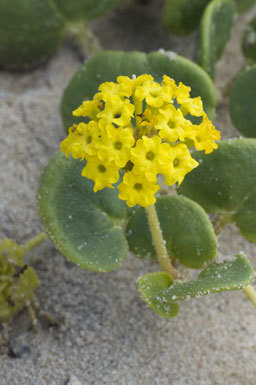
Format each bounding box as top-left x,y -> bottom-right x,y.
61,74 -> 220,207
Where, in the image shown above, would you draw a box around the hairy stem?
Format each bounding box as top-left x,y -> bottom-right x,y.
212,213 -> 231,236
243,285 -> 256,308
21,232 -> 46,254
68,22 -> 102,58
145,204 -> 179,279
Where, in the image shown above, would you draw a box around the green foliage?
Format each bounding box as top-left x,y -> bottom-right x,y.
138,254 -> 254,317
54,0 -> 122,21
233,0 -> 256,13
242,16 -> 256,62
126,195 -> 217,268
61,50 -> 216,131
230,65 -> 256,137
163,0 -> 211,35
37,152 -> 128,272
200,0 -> 235,78
0,0 -> 122,69
0,239 -> 39,323
179,139 -> 256,243
162,0 -> 255,36
137,272 -> 179,318
0,0 -> 66,70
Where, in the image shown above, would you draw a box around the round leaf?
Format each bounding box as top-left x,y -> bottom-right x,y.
230,65 -> 256,137
137,272 -> 179,318
200,0 -> 235,78
163,0 -> 211,35
54,0 -> 122,22
37,152 -> 128,272
126,195 -> 217,268
242,17 -> 256,63
61,50 -> 216,131
0,0 -> 66,70
156,254 -> 254,302
178,139 -> 256,242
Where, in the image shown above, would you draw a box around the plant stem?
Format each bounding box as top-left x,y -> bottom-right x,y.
68,22 -> 102,58
243,285 -> 256,308
212,213 -> 231,236
21,232 -> 46,254
145,204 -> 179,279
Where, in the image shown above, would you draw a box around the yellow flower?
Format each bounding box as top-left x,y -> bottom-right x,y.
155,104 -> 194,143
174,82 -> 203,117
61,74 -> 220,207
161,143 -> 199,186
97,95 -> 134,128
97,125 -> 135,167
135,74 -> 173,108
193,114 -> 220,154
96,76 -> 134,100
118,172 -> 159,207
60,122 -> 101,159
81,155 -> 120,192
131,135 -> 172,182
72,97 -> 103,120
175,82 -> 191,104
136,108 -> 158,137
180,97 -> 204,117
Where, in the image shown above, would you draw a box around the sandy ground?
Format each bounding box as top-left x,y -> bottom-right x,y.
1,1 -> 256,384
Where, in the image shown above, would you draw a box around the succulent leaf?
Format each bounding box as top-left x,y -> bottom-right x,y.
37,152 -> 128,272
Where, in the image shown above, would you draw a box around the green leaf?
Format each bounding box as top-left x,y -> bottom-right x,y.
200,0 -> 235,78
137,254 -> 254,318
37,152 -> 128,272
0,239 -> 39,322
242,17 -> 256,63
0,0 -> 66,70
126,195 -> 217,268
54,0 -> 122,22
163,0 -> 211,35
61,50 -> 216,131
233,0 -> 256,13
155,254 -> 254,302
137,272 -> 179,318
230,65 -> 256,137
178,139 -> 256,242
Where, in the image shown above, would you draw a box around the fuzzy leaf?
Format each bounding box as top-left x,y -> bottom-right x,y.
137,254 -> 254,318
54,0 -> 122,21
37,152 -> 128,272
0,0 -> 66,70
242,17 -> 256,63
163,0 -> 211,35
137,272 -> 179,318
230,65 -> 256,137
61,50 -> 216,131
200,0 -> 235,78
155,254 -> 254,302
126,195 -> 217,268
179,139 -> 256,242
